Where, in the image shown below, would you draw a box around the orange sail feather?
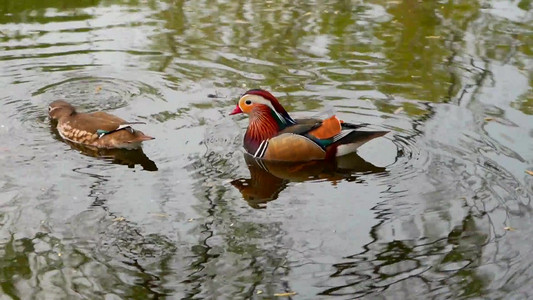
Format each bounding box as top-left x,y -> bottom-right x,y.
308,115 -> 342,139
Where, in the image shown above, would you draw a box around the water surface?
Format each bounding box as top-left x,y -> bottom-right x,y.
0,0 -> 532,298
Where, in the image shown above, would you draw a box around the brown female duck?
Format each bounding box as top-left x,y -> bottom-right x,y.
48,100 -> 154,149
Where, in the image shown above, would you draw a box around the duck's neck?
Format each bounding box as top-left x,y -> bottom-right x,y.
244,106 -> 287,154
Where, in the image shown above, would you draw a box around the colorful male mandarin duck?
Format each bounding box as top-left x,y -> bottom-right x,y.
230,89 -> 388,162
48,100 -> 154,149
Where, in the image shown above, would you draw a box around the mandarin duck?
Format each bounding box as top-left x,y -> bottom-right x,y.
230,89 -> 388,161
48,100 -> 154,149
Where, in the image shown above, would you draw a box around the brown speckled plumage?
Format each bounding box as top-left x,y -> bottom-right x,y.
48,100 -> 153,149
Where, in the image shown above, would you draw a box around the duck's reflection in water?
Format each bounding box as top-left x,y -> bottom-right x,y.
231,153 -> 386,208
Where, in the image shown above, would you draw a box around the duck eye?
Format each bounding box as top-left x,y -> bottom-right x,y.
245,100 -> 252,105
48,106 -> 52,112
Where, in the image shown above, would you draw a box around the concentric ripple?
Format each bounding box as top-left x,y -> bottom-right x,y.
33,76 -> 162,111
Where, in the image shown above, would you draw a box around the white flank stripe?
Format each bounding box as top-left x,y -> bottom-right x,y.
259,140 -> 269,158
254,140 -> 266,157
253,139 -> 270,158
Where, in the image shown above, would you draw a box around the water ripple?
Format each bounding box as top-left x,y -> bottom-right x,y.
0,0 -> 532,298
33,76 -> 162,110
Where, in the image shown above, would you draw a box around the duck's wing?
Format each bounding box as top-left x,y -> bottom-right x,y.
88,111 -> 128,124
257,115 -> 382,161
283,115 -> 344,142
273,115 -> 358,152
282,116 -> 368,138
70,112 -> 145,137
279,118 -> 322,135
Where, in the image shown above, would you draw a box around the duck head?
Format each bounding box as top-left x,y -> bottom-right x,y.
230,89 -> 295,125
48,100 -> 76,120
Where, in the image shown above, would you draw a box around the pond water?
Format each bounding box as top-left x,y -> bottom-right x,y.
0,0 -> 532,298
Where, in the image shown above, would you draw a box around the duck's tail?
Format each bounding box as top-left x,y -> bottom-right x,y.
130,131 -> 155,143
327,130 -> 388,158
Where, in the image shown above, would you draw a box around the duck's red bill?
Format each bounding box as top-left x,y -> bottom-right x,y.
229,105 -> 243,115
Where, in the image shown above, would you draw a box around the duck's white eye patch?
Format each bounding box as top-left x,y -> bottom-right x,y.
48,106 -> 52,111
